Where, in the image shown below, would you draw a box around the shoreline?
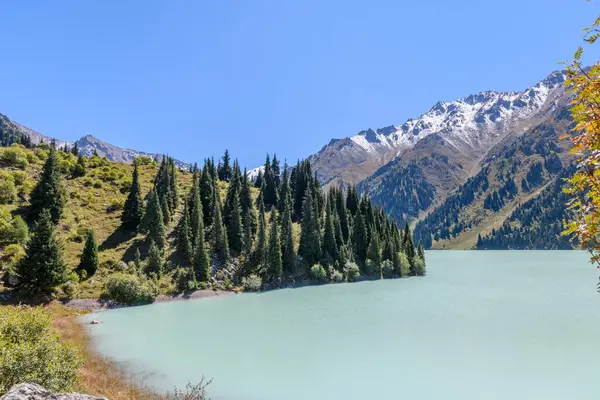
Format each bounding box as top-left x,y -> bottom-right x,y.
63,288 -> 237,312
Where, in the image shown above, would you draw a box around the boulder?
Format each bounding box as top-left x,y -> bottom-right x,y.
7,274 -> 20,287
0,383 -> 107,400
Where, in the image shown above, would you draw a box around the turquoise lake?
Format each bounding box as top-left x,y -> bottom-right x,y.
82,251 -> 600,399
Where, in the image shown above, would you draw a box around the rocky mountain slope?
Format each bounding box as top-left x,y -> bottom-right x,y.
308,70 -> 576,249
0,113 -> 188,168
310,70 -> 567,188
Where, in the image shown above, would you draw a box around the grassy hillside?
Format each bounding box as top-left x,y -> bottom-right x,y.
0,144 -> 197,298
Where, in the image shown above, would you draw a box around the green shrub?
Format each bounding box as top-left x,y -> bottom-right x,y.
413,257 -> 426,276
0,244 -> 26,271
93,180 -> 103,188
135,156 -> 154,166
0,210 -> 29,246
60,281 -> 79,299
310,264 -> 327,282
34,148 -> 49,161
381,260 -> 394,278
108,197 -> 125,211
0,306 -> 81,395
329,267 -> 344,283
343,261 -> 360,282
10,170 -> 27,186
174,267 -> 197,292
103,272 -> 159,304
365,259 -> 378,276
0,147 -> 28,169
397,252 -> 410,277
0,172 -> 17,204
242,274 -> 262,292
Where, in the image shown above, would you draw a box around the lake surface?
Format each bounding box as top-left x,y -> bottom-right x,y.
82,251 -> 600,399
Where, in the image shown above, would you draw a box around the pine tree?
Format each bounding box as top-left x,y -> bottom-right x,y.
352,211 -> 368,264
223,161 -> 241,228
176,199 -> 193,266
134,247 -> 142,271
263,154 -> 279,207
161,195 -> 171,225
146,240 -> 164,277
79,229 -> 99,276
367,230 -> 382,266
193,224 -> 210,283
218,149 -> 232,182
18,209 -> 69,292
121,163 -> 144,230
271,154 -> 281,192
143,190 -> 166,249
417,242 -> 425,261
277,163 -> 290,212
211,191 -> 229,264
254,169 -> 264,189
227,189 -> 244,255
322,198 -> 338,266
71,142 -> 79,156
242,213 -> 254,258
299,186 -> 321,267
254,193 -> 268,274
29,149 -> 66,224
200,162 -> 214,227
346,185 -> 359,216
73,154 -> 86,177
267,209 -> 283,281
241,167 -> 257,235
280,191 -> 297,276
169,160 -> 178,211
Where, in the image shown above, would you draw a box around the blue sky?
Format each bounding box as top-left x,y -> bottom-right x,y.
0,1 -> 598,168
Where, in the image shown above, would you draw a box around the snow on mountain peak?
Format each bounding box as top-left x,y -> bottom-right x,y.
344,70 -> 567,155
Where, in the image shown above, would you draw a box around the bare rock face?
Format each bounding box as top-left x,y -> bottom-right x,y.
0,383 -> 107,400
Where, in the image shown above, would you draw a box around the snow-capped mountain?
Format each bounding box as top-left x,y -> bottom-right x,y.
309,70 -> 568,186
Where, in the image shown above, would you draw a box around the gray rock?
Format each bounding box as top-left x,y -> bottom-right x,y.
0,383 -> 107,400
7,274 -> 20,287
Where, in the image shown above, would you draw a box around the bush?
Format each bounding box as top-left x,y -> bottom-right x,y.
310,264 -> 327,282
103,273 -> 159,304
60,281 -> 79,299
0,210 -> 29,246
108,197 -> 125,211
343,261 -> 360,282
0,176 -> 17,204
242,274 -> 262,292
413,257 -> 426,276
0,244 -> 26,271
11,170 -> 28,186
175,267 -> 197,292
365,259 -> 378,276
329,267 -> 344,283
0,306 -> 81,395
397,252 -> 410,277
0,147 -> 28,169
381,260 -> 394,278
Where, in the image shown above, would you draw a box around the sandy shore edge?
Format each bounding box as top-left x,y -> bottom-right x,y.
63,289 -> 237,312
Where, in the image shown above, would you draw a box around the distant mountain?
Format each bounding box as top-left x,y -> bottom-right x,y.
0,113 -> 189,169
310,71 -> 567,188
306,70 -> 576,249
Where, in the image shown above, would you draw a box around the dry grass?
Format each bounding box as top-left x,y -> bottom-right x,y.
46,302 -> 166,399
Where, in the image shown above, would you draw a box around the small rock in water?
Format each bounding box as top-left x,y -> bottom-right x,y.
90,320 -> 101,325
